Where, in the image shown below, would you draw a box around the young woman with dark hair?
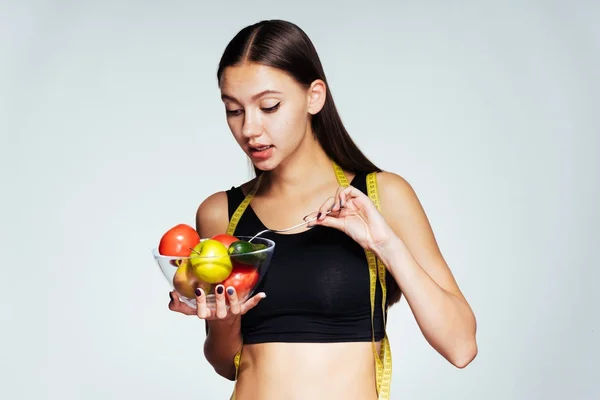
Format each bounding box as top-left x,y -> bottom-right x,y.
168,19 -> 477,400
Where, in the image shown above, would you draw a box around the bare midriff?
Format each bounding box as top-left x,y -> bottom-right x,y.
233,341 -> 382,400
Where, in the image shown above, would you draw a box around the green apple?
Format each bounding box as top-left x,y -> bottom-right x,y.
228,240 -> 268,266
189,239 -> 233,283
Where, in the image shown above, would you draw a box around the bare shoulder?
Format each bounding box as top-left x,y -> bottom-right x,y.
373,170 -> 432,238
374,171 -> 418,204
374,171 -> 431,238
195,176 -> 258,238
195,191 -> 230,238
374,171 -> 426,222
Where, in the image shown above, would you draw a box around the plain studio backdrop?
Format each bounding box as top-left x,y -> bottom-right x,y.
1,0 -> 598,399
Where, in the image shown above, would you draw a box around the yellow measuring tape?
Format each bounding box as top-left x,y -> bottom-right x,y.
225,161 -> 392,399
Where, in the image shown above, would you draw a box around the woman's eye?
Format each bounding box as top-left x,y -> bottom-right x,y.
262,102 -> 281,113
225,109 -> 242,116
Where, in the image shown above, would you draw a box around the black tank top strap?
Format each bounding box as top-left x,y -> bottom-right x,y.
350,171 -> 370,193
225,185 -> 246,220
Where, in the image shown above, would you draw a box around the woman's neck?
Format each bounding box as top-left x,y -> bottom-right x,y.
263,133 -> 337,198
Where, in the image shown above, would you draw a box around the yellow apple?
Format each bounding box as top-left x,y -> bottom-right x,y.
189,239 -> 233,284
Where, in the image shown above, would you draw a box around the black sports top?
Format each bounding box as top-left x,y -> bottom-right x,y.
225,172 -> 392,344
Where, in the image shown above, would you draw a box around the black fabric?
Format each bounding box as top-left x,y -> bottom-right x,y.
225,173 -> 387,344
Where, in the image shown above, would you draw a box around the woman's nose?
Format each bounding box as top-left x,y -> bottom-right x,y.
241,112 -> 262,138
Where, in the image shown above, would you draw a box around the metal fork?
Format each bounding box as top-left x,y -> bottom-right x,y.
248,210 -> 333,242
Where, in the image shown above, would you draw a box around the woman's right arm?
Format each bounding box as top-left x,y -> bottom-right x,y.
168,190 -> 266,380
195,191 -> 242,380
168,191 -> 245,380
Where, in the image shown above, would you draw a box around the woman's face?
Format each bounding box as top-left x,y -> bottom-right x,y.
219,62 -> 324,171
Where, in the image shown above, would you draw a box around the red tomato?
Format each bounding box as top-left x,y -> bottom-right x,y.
211,234 -> 239,249
221,263 -> 260,298
158,223 -> 200,257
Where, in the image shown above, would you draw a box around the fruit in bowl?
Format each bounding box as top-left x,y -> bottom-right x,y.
159,223 -> 201,258
152,224 -> 275,310
189,239 -> 233,283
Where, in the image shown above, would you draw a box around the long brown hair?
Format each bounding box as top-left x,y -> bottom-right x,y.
216,19 -> 401,307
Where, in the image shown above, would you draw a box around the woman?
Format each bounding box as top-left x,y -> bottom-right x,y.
168,19 -> 477,400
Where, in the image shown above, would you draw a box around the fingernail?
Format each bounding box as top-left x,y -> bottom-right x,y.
195,288 -> 202,297
216,285 -> 224,295
317,212 -> 322,219
227,287 -> 234,296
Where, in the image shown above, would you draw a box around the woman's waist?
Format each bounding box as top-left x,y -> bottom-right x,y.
234,341 -> 380,400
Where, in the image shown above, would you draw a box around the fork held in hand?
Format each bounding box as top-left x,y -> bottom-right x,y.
247,210 -> 333,242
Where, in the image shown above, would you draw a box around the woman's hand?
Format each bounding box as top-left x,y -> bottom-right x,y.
306,185 -> 396,251
168,284 -> 266,321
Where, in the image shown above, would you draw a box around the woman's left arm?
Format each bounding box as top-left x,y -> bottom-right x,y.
311,171 -> 478,368
374,172 -> 478,368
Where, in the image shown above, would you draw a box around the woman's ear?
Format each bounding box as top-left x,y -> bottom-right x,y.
307,79 -> 327,115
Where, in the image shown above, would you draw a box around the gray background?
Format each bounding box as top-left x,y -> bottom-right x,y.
1,0 -> 599,399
